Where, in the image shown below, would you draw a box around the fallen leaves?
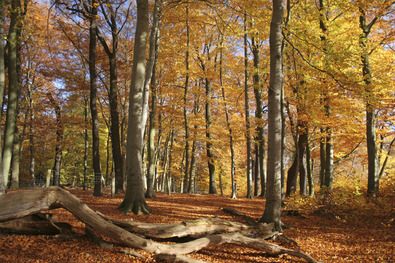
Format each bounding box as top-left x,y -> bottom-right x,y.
0,188 -> 394,262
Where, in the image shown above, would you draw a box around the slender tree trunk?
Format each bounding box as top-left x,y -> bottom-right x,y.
83,97 -> 89,190
319,0 -> 333,191
319,128 -> 326,188
260,0 -> 285,231
146,70 -> 158,198
108,44 -> 123,193
359,9 -> 379,195
119,0 -> 151,215
244,13 -> 253,199
88,0 -> 102,196
324,119 -> 333,190
205,77 -> 216,194
219,37 -> 237,199
188,137 -> 197,193
306,132 -> 314,196
27,84 -> 35,186
47,93 -> 63,187
183,5 -> 190,194
0,0 -> 5,194
299,124 -> 308,195
144,0 -> 161,198
252,35 -> 266,198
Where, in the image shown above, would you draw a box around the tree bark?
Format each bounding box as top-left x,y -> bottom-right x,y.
96,2 -> 124,194
0,0 -> 5,194
252,36 -> 266,198
119,0 -> 151,215
146,70 -> 158,198
244,13 -> 253,199
219,36 -> 236,199
47,92 -> 63,187
3,0 -> 25,188
88,0 -> 103,197
183,4 -> 190,194
359,8 -> 379,195
260,0 -> 285,231
319,0 -> 333,191
206,79 -> 216,194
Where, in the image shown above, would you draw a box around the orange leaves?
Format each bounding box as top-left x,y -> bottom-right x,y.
1,188 -> 394,262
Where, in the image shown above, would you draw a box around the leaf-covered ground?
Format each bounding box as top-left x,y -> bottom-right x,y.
0,188 -> 394,262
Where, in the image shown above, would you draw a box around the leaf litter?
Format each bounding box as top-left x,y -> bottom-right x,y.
0,188 -> 393,262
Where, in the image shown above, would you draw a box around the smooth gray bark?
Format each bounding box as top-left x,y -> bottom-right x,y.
119,0 -> 151,215
260,0 -> 285,231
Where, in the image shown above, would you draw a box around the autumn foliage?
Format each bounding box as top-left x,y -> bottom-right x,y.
0,0 -> 394,261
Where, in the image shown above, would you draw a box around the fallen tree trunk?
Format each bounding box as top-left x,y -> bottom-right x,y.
97,211 -> 276,240
0,187 -> 319,263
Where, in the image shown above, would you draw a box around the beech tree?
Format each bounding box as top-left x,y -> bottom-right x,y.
2,0 -> 29,189
260,0 -> 285,230
119,0 -> 151,215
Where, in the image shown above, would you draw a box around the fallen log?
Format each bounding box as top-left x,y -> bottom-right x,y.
97,211 -> 276,240
0,213 -> 72,235
0,187 -> 320,263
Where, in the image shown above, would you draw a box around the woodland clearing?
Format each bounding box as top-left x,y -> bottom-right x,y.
0,187 -> 393,263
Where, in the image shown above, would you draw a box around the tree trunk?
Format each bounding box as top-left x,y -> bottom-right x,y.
96,6 -> 124,192
205,77 -> 216,194
3,0 -> 24,188
188,124 -> 198,194
219,36 -> 236,199
47,92 -> 63,187
146,70 -> 158,198
319,0 -> 333,191
359,9 -> 379,195
183,5 -> 190,194
252,40 -> 266,197
10,126 -> 20,189
0,0 -> 5,194
260,0 -> 285,231
324,123 -> 333,190
83,97 -> 89,191
244,13 -> 253,199
119,0 -> 151,215
306,132 -> 314,196
319,128 -> 326,188
88,0 -> 102,197
27,84 -> 35,187
144,0 -> 161,198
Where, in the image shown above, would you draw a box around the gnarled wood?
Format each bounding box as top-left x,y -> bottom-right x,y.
0,187 -> 319,263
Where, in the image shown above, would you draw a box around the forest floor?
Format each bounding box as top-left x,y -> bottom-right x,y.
0,187 -> 394,263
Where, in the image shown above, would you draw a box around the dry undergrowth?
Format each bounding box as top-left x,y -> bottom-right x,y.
0,188 -> 394,262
